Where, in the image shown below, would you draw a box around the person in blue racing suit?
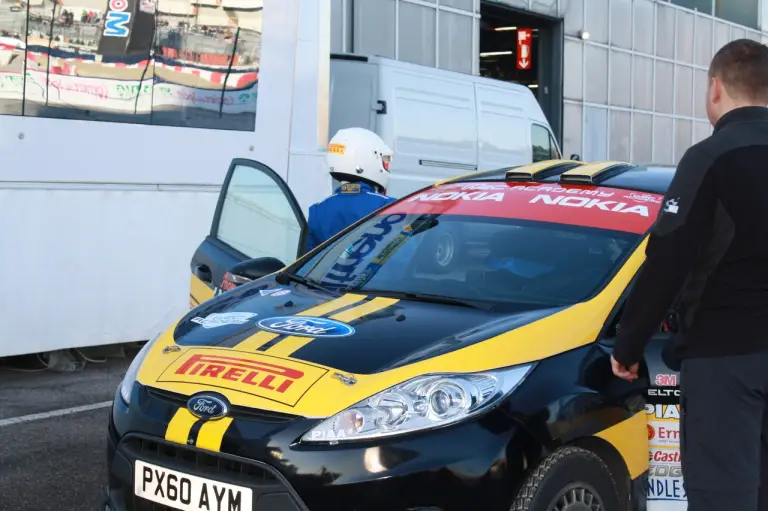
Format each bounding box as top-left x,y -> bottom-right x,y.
305,127 -> 396,253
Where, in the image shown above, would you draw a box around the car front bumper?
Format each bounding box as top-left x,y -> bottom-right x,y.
106,384 -> 533,511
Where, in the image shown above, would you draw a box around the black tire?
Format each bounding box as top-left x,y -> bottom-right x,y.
511,446 -> 621,511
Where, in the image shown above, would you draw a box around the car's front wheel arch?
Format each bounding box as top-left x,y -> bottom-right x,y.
510,440 -> 630,511
569,436 -> 632,510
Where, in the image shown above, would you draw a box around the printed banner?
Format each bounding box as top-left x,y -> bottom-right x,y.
0,71 -> 257,114
385,182 -> 664,234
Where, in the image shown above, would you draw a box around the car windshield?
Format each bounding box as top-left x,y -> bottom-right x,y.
296,181 -> 663,310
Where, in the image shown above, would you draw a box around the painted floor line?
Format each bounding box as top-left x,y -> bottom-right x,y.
0,401 -> 113,428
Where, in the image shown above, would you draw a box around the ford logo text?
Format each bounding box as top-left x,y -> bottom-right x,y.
186,393 -> 229,420
257,316 -> 355,338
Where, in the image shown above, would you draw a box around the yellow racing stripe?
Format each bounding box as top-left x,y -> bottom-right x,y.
263,335 -> 316,357
233,293 -> 367,351
165,408 -> 199,445
299,293 -> 367,317
196,417 -> 234,452
330,297 -> 400,322
234,331 -> 279,351
267,297 -> 401,357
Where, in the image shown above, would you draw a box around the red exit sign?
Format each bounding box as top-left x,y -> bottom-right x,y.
517,28 -> 532,70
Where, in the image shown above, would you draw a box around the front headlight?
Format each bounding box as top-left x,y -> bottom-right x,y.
301,364 -> 534,444
119,333 -> 161,404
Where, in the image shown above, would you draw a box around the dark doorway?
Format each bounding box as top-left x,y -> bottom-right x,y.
479,2 -> 564,145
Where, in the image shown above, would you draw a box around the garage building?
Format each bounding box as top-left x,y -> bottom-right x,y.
330,0 -> 768,164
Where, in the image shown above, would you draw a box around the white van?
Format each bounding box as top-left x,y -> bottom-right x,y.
329,53 -> 562,198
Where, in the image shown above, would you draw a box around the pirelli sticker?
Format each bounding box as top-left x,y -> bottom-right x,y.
157,348 -> 328,406
328,143 -> 346,155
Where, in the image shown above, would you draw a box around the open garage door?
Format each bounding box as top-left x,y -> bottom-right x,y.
479,2 -> 564,147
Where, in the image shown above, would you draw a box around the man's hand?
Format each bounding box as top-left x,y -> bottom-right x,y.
611,354 -> 639,382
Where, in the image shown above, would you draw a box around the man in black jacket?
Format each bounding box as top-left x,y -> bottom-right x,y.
611,39 -> 768,510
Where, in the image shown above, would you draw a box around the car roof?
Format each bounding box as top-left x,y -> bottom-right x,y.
440,160 -> 676,195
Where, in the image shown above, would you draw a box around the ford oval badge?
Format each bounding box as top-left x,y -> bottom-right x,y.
186,393 -> 229,420
257,316 -> 355,338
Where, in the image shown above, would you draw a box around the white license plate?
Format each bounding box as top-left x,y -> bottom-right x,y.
134,460 -> 253,511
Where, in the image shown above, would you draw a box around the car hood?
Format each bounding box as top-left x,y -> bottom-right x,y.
136,265 -> 636,418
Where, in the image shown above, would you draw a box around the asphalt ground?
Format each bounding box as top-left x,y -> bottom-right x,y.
0,347 -> 139,511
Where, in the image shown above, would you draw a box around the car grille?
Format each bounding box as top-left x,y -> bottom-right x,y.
117,435 -> 305,511
127,436 -> 278,484
145,387 -> 298,424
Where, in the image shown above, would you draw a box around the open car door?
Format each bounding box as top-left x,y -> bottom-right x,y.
189,158 -> 308,307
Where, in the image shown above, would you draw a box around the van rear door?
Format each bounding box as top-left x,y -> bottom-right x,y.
329,55 -> 380,135
189,159 -> 308,307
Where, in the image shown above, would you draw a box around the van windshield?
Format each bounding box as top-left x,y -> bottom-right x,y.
296,182 -> 663,310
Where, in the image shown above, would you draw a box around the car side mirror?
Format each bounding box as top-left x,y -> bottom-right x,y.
570,153 -> 581,161
229,257 -> 285,283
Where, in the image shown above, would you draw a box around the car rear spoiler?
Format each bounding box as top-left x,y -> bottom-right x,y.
558,161 -> 634,185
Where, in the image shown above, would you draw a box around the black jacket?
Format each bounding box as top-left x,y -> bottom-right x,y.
614,106 -> 768,366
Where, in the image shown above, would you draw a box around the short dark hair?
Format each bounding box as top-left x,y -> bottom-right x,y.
709,39 -> 768,103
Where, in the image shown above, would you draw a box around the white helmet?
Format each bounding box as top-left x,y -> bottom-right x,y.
326,127 -> 393,192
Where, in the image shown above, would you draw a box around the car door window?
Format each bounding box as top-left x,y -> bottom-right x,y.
214,162 -> 305,263
549,133 -> 562,159
531,124 -> 553,162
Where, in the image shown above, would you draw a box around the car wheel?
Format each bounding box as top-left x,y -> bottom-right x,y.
511,446 -> 621,511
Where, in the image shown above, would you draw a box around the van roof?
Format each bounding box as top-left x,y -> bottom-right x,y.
441,160 -> 677,196
330,52 -> 537,96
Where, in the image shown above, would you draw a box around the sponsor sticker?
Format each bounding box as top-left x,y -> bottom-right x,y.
385,182 -> 663,234
629,192 -> 662,204
648,422 -> 679,446
328,143 -> 346,155
645,403 -> 681,421
654,373 -> 678,386
648,388 -> 681,398
190,312 -> 257,329
259,288 -> 291,297
340,183 -> 361,194
257,316 -> 355,338
664,198 -> 680,214
158,349 -> 328,406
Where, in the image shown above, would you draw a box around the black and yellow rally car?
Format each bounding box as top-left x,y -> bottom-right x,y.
107,159 -> 685,511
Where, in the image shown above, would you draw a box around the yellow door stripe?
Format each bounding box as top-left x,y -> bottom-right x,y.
299,293 -> 367,317
165,408 -> 199,445
595,410 -> 649,479
196,417 -> 234,452
264,335 -> 317,357
234,331 -> 280,351
330,297 -> 400,322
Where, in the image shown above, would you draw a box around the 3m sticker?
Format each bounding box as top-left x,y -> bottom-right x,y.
654,374 -> 678,387
385,182 -> 664,234
158,349 -> 328,406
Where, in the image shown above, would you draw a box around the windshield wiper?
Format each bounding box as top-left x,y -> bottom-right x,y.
360,289 -> 490,310
275,271 -> 338,295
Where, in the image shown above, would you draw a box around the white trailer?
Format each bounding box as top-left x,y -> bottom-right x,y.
0,0 -> 555,359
